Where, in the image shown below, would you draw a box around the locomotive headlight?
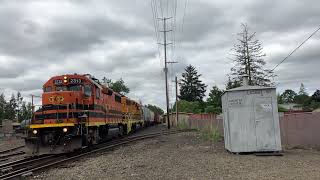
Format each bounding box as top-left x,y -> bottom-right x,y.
63,127 -> 68,133
32,129 -> 38,135
63,76 -> 68,83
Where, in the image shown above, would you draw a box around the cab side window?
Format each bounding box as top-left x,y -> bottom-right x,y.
84,85 -> 92,97
44,86 -> 52,92
96,88 -> 100,99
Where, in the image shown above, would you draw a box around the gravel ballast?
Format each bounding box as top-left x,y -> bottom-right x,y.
0,137 -> 25,152
31,130 -> 320,180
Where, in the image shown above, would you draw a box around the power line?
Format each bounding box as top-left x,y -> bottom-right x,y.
171,0 -> 178,62
159,0 -> 164,18
150,0 -> 161,57
270,26 -> 320,72
181,0 -> 188,38
174,0 -> 188,60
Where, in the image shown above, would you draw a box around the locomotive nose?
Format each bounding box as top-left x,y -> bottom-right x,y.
42,92 -> 81,105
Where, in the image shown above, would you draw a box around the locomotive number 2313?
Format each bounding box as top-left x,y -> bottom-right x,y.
69,78 -> 82,84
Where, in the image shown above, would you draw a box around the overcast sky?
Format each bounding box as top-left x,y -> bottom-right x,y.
0,0 -> 319,109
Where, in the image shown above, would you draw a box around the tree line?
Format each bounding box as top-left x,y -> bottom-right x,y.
278,84 -> 320,111
0,92 -> 32,124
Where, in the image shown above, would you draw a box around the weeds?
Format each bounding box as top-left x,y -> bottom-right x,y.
176,121 -> 222,142
176,121 -> 189,130
200,127 -> 222,142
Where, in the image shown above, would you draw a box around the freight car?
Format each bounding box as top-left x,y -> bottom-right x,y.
142,106 -> 155,126
25,74 -> 148,155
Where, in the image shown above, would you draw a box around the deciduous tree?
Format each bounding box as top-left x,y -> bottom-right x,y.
102,78 -> 130,95
280,89 -> 297,104
146,104 -> 164,115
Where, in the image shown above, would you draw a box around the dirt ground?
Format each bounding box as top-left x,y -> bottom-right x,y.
32,131 -> 320,180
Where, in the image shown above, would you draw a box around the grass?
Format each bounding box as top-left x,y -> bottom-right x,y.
200,127 -> 222,142
176,121 -> 222,142
176,121 -> 189,130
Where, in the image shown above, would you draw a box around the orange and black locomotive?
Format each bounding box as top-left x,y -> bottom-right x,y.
26,74 -> 144,155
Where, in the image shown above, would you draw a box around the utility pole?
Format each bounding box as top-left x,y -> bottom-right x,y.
158,17 -> 172,129
175,76 -> 179,124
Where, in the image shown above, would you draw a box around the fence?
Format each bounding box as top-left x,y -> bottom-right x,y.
188,114 -> 224,134
280,112 -> 320,149
171,112 -> 320,149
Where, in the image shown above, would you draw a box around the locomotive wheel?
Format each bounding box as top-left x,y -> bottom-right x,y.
82,134 -> 89,146
118,125 -> 128,137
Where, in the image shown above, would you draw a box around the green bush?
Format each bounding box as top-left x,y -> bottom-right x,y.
205,106 -> 222,114
278,106 -> 288,112
200,127 -> 222,142
176,121 -> 189,130
173,100 -> 204,114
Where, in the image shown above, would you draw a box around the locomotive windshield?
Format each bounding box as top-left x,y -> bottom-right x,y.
44,86 -> 52,92
55,85 -> 82,92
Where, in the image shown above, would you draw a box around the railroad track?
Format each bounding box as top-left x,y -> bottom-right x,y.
0,146 -> 25,155
0,129 -> 192,180
0,146 -> 26,164
0,151 -> 25,160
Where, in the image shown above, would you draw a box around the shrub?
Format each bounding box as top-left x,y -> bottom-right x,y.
176,121 -> 189,130
200,127 -> 222,142
278,106 -> 288,112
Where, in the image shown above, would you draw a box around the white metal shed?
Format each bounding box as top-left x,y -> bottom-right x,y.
222,78 -> 282,153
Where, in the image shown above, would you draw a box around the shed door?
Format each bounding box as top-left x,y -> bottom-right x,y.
254,97 -> 276,151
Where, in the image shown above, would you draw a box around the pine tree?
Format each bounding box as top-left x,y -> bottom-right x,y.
206,86 -> 224,114
207,86 -> 223,108
16,92 -> 23,121
179,65 -> 207,102
226,76 -> 242,90
311,90 -> 320,102
0,93 -> 6,123
298,83 -> 308,95
229,23 -> 275,86
20,102 -> 32,121
4,94 -> 17,120
295,83 -> 310,105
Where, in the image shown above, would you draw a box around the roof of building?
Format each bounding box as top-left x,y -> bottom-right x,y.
225,85 -> 275,92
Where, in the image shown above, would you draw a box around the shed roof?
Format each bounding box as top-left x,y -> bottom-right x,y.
225,85 -> 275,92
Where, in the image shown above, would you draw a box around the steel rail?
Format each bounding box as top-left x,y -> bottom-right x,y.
0,146 -> 25,155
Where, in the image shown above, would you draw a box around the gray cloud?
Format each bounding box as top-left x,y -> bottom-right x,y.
0,0 -> 319,109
